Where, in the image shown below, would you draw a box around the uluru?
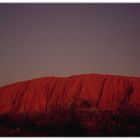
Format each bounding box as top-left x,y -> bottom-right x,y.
0,73 -> 140,136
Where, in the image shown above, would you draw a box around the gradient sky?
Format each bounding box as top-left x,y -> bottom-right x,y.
0,4 -> 140,86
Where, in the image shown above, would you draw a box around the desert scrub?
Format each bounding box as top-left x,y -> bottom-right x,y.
1,104 -> 140,136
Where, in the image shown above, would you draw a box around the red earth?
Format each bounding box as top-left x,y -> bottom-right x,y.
0,73 -> 140,136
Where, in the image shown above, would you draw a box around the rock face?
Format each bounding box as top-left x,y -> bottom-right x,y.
0,74 -> 140,114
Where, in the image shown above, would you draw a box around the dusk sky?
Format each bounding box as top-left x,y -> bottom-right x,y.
0,4 -> 140,86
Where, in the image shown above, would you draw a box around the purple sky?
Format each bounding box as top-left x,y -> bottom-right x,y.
0,4 -> 140,86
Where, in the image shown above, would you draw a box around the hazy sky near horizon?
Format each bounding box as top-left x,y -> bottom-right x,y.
0,4 -> 140,86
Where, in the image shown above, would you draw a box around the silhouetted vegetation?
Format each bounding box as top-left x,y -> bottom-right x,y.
0,103 -> 140,136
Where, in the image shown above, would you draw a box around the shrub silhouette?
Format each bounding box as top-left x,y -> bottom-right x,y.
0,103 -> 140,136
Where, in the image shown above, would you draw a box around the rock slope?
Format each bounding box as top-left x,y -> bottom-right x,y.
0,74 -> 140,114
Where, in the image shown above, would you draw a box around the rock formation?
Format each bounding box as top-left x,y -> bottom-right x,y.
0,73 -> 139,114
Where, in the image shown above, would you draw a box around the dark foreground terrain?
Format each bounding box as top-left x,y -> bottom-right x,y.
0,104 -> 140,136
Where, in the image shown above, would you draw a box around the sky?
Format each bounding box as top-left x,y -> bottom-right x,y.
0,4 -> 140,86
